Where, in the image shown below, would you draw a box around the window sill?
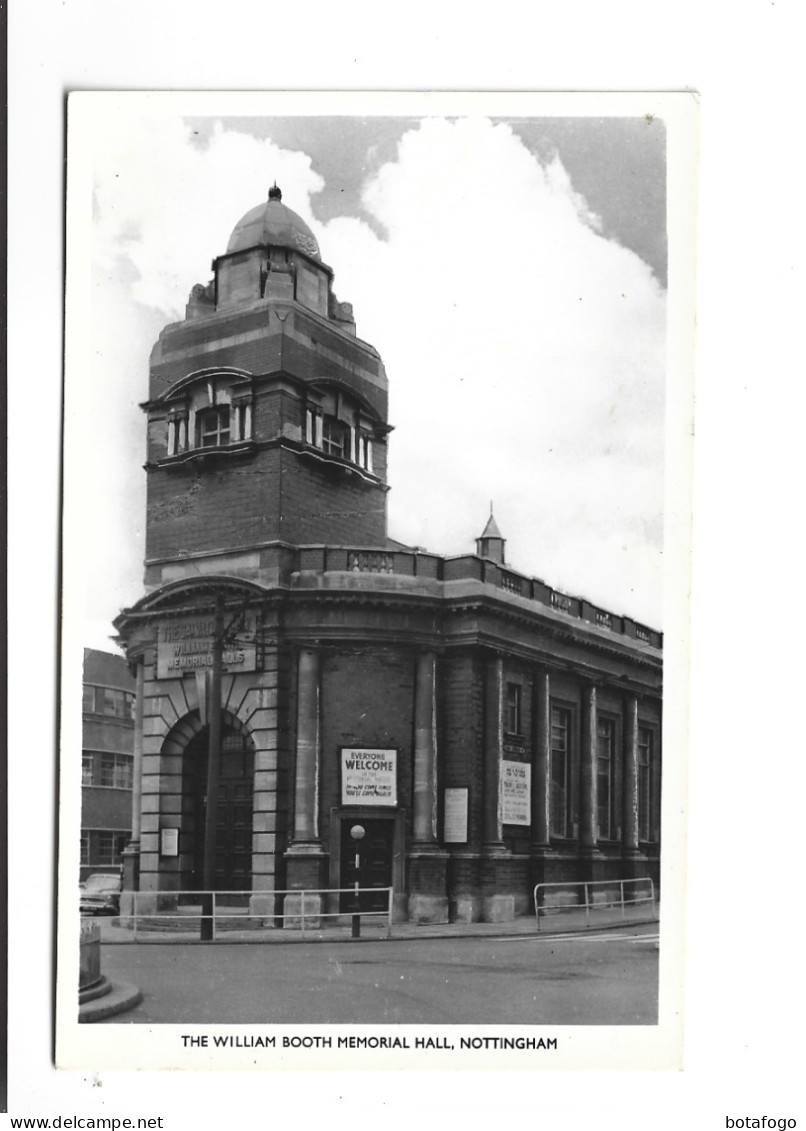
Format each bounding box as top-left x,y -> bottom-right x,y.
299,444 -> 381,484
157,441 -> 257,468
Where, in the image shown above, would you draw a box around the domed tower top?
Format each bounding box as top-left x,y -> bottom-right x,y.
226,183 -> 322,261
191,182 -> 352,322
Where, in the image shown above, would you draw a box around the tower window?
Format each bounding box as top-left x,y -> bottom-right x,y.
321,417 -> 349,458
196,405 -> 231,449
306,405 -> 375,473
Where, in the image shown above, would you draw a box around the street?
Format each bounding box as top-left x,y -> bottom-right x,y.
97,924 -> 659,1025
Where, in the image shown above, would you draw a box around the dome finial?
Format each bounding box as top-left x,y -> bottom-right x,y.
268,182 -> 282,202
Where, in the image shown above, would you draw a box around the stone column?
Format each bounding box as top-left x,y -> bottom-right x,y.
483,656 -> 505,850
580,682 -> 606,884
622,695 -> 639,853
621,694 -> 646,881
580,683 -> 598,850
529,668 -> 557,896
292,648 -> 320,845
413,652 -> 438,845
284,648 -> 326,925
121,657 -> 144,911
408,652 -> 448,923
481,655 -> 512,922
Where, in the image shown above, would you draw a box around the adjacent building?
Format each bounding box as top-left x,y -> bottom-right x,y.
81,648 -> 135,882
114,185 -> 662,923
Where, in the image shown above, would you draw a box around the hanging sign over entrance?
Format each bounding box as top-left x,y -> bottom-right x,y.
502,760 -> 531,825
156,614 -> 259,679
341,748 -> 397,807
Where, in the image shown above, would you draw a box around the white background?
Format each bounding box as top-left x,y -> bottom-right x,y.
7,0 -> 805,1126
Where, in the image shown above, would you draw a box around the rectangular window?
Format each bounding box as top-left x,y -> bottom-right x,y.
80,832 -> 90,865
321,417 -> 348,458
638,726 -> 653,841
197,405 -> 231,448
99,687 -> 134,718
82,752 -> 93,785
99,753 -> 133,790
95,831 -> 128,865
505,682 -> 522,734
550,705 -> 570,837
597,717 -> 615,839
84,685 -> 134,717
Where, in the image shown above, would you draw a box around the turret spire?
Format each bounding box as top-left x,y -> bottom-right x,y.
476,505 -> 506,564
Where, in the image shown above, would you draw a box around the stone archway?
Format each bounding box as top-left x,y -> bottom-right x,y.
161,710 -> 255,894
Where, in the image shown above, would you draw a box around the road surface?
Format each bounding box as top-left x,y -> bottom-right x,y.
98,924 -> 659,1025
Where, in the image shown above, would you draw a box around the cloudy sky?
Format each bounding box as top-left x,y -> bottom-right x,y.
80,103 -> 667,649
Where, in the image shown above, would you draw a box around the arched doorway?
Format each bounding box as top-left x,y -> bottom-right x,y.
177,711 -> 255,893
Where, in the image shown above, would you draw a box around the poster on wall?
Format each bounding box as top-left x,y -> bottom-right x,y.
444,788 -> 469,843
502,760 -> 531,825
341,748 -> 397,806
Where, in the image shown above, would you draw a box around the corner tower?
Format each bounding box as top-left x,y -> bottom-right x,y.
142,185 -> 391,590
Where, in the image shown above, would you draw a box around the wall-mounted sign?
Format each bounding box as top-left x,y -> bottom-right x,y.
341,748 -> 397,807
502,760 -> 531,825
157,614 -> 258,680
160,828 -> 179,857
444,788 -> 469,843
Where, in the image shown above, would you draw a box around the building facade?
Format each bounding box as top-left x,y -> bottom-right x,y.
81,648 -> 135,882
114,186 -> 662,923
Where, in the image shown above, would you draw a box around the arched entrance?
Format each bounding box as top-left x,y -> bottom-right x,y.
172,710 -> 255,892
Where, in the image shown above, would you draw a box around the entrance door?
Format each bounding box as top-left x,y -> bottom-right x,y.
184,721 -> 254,895
340,817 -> 394,912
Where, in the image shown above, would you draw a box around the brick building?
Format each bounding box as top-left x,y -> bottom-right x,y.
114,185 -> 662,923
81,648 -> 135,882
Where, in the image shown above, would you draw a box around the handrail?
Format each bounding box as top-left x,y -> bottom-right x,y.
533,877 -> 656,931
123,886 -> 395,941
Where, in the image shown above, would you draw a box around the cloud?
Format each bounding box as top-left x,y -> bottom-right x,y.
86,113 -> 665,646
321,118 -> 665,619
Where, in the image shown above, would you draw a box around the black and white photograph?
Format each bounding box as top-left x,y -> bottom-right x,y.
55,91 -> 694,1069
7,1 -> 806,1124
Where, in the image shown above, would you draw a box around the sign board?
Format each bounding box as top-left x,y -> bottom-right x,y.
443,788 -> 469,843
160,828 -> 179,857
502,760 -> 531,825
157,614 -> 258,679
341,748 -> 397,807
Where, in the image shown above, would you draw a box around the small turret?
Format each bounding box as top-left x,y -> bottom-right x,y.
476,505 -> 506,564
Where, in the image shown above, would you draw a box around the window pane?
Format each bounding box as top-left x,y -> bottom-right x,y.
197,406 -> 230,448
82,753 -> 94,785
597,718 -> 614,839
638,727 -> 652,840
321,417 -> 347,457
506,683 -> 521,733
83,685 -> 96,712
550,706 -> 569,836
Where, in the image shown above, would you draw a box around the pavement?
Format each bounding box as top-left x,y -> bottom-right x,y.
92,900 -> 659,945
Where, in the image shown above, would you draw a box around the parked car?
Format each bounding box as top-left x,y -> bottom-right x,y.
80,872 -> 122,916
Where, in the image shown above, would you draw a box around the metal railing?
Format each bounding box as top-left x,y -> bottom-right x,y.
117,887 -> 394,941
533,877 -> 656,930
